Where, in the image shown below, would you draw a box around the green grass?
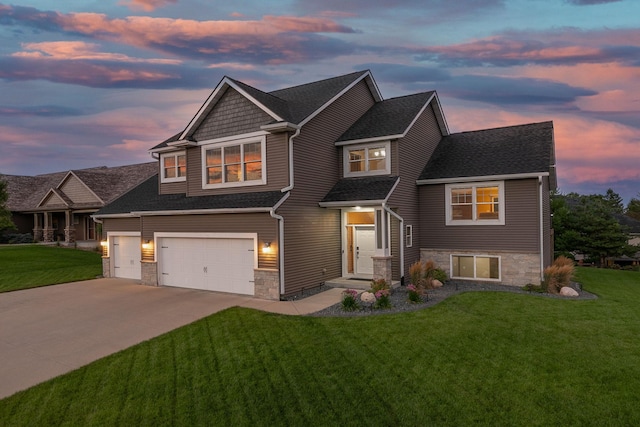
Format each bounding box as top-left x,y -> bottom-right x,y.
0,245 -> 102,292
1,268 -> 639,425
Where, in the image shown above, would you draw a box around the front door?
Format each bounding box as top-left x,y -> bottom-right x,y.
354,225 -> 375,276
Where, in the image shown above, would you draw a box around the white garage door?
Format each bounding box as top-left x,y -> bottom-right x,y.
157,237 -> 255,295
112,235 -> 141,280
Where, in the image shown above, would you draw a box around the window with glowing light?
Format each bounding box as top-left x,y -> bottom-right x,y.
344,142 -> 390,177
445,181 -> 505,225
202,137 -> 265,188
161,151 -> 186,183
451,254 -> 500,281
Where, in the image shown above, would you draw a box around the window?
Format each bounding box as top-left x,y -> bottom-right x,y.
344,142 -> 391,177
202,137 -> 265,188
161,152 -> 186,183
445,181 -> 505,225
405,225 -> 413,248
451,255 -> 500,281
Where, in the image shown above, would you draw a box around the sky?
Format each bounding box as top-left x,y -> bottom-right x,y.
0,0 -> 638,203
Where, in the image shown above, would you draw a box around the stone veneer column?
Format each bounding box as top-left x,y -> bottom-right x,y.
372,255 -> 393,285
64,227 -> 76,244
254,268 -> 280,300
102,257 -> 111,278
141,261 -> 158,286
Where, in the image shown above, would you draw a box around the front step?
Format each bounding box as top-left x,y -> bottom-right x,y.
324,277 -> 400,290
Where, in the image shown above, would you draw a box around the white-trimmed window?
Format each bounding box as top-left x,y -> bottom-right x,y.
344,142 -> 391,177
161,151 -> 186,183
451,254 -> 501,281
445,181 -> 505,225
405,224 -> 413,248
202,137 -> 266,188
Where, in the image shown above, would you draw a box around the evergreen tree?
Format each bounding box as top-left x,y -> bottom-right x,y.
627,193 -> 640,221
604,188 -> 624,214
0,178 -> 16,231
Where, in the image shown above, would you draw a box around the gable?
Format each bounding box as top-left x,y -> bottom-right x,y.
59,174 -> 101,204
40,190 -> 67,208
192,88 -> 274,141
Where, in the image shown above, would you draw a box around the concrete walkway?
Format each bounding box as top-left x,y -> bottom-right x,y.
0,278 -> 343,399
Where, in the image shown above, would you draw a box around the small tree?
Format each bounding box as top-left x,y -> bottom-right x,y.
0,178 -> 16,232
627,194 -> 640,221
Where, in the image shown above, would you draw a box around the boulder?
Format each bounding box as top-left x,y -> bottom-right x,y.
360,291 -> 376,303
431,279 -> 443,288
560,286 -> 579,297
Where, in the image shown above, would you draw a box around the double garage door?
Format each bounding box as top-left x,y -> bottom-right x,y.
157,236 -> 256,295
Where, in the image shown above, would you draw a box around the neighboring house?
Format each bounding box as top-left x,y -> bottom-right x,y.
2,163 -> 156,246
93,70 -> 556,299
609,214 -> 640,267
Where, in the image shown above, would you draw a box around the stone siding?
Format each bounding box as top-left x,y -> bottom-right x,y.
372,256 -> 393,285
141,261 -> 158,286
254,268 -> 280,300
102,257 -> 110,278
420,248 -> 541,286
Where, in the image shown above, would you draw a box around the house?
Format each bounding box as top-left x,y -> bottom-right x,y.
93,70 -> 556,299
1,163 -> 156,246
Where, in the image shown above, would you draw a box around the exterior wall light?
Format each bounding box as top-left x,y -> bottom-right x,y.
262,242 -> 271,253
100,240 -> 108,247
142,240 -> 152,250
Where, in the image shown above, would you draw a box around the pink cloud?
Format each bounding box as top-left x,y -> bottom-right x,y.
13,41 -> 181,64
118,0 -> 177,12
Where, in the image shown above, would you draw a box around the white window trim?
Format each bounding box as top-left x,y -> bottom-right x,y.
343,141 -> 391,177
160,151 -> 186,183
405,224 -> 413,248
201,136 -> 266,189
450,254 -> 501,281
445,181 -> 505,226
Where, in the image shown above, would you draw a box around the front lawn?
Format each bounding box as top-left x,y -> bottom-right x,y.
1,268 -> 639,425
0,245 -> 102,292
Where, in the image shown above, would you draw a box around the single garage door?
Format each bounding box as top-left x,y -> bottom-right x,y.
157,237 -> 255,295
112,235 -> 141,280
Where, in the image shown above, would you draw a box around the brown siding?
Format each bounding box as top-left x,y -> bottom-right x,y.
140,213 -> 278,269
159,180 -> 187,195
388,103 -> 443,279
279,79 -> 377,296
60,176 -> 100,204
542,176 -> 553,266
103,217 -> 140,233
193,88 -> 273,141
418,179 -> 540,252
187,132 -> 289,196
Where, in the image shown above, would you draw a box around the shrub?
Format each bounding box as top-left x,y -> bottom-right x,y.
407,284 -> 423,303
543,256 -> 575,293
341,289 -> 360,311
432,267 -> 448,284
409,261 -> 424,288
370,278 -> 390,293
374,289 -> 392,309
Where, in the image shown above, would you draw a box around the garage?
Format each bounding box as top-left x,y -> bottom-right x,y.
111,235 -> 141,280
157,234 -> 256,295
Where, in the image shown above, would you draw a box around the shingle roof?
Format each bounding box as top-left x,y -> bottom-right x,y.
151,71 -> 371,150
1,162 -> 157,212
320,176 -> 399,204
337,92 -> 435,142
95,175 -> 286,216
418,121 -> 554,181
615,213 -> 640,234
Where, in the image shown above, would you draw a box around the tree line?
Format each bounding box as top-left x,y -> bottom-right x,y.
552,189 -> 640,266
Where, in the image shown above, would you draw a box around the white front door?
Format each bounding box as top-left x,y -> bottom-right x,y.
354,226 -> 375,276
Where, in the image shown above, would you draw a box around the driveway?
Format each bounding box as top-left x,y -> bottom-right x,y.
0,278 -> 344,399
0,279 -> 253,399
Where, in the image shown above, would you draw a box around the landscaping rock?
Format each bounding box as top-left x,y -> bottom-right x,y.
432,279 -> 443,288
360,291 -> 376,303
560,286 -> 579,297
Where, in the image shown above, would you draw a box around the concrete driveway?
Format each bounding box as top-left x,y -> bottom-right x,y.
0,278 -> 343,399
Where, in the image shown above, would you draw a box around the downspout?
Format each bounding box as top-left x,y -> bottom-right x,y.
382,202 -> 404,284
539,176 -> 545,282
271,127 -> 301,295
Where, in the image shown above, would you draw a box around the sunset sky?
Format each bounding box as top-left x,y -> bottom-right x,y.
0,0 -> 638,202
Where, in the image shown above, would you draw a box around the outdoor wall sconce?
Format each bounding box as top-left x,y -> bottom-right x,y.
262,241 -> 271,253
142,240 -> 152,250
100,240 -> 108,247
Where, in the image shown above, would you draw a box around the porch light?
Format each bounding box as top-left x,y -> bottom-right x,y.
262,242 -> 271,253
142,240 -> 152,250
100,240 -> 108,247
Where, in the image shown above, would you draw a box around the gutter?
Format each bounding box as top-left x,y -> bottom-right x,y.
382,202 -> 404,284
269,192 -> 290,295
